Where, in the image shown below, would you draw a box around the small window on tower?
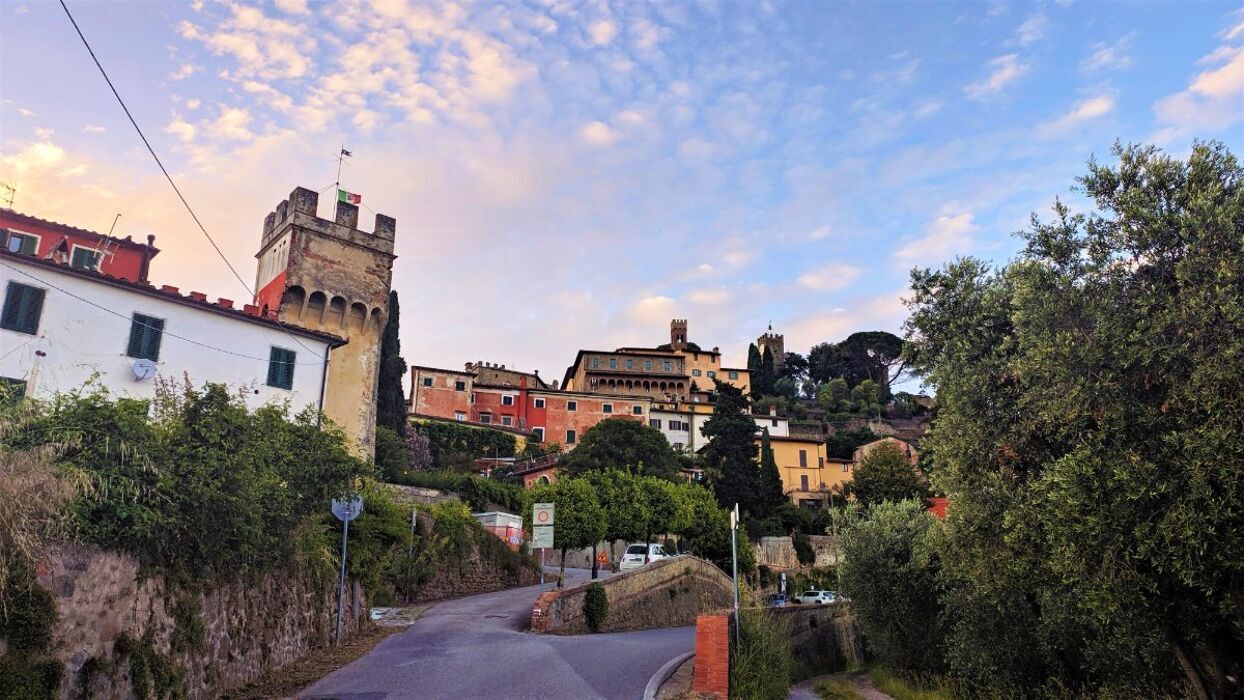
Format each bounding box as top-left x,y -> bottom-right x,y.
534,397 -> 546,408
422,377 -> 433,387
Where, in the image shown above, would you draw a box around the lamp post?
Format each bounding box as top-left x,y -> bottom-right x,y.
730,503 -> 740,639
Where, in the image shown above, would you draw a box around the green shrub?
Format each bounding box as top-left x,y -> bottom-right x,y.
388,471 -> 524,513
730,609 -> 793,699
793,531 -> 815,566
116,632 -> 183,699
583,582 -> 608,633
410,421 -> 519,467
169,594 -> 205,653
0,656 -> 62,700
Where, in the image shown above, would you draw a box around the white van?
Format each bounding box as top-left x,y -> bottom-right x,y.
618,543 -> 672,571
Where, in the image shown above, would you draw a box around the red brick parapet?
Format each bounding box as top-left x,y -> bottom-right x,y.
530,590 -> 561,633
693,609 -> 733,699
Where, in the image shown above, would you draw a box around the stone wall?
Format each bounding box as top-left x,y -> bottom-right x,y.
411,548 -> 540,603
34,541 -> 366,700
754,535 -> 838,571
768,603 -> 863,678
530,555 -> 733,635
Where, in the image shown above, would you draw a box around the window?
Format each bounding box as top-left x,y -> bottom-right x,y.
4,231 -> 38,255
663,360 -> 671,371
801,474 -> 809,491
502,416 -> 513,426
502,395 -> 515,406
534,397 -> 546,408
0,377 -> 26,404
454,412 -> 466,421
454,380 -> 466,391
533,427 -> 544,441
692,369 -> 701,376
632,405 -> 643,415
650,418 -> 662,429
771,418 -> 778,426
567,400 -> 577,411
603,403 -> 613,414
626,359 -> 634,369
480,413 -> 492,425
842,462 -> 850,473
644,360 -> 652,370
1,282 -> 45,336
819,457 -> 825,468
70,246 -> 102,271
591,357 -> 600,369
266,347 -> 296,390
609,358 -> 617,369
707,370 -> 716,378
422,377 -> 433,387
126,313 -> 164,361
729,371 -> 739,380
566,429 -> 576,444
669,420 -> 685,431
799,449 -> 808,467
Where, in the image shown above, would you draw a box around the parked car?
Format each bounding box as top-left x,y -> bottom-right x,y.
793,590 -> 837,605
618,543 -> 672,571
765,593 -> 789,608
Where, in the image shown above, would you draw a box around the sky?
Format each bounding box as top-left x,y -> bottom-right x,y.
1,0 -> 1241,385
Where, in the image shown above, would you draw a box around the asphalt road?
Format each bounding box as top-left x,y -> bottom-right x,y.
299,568 -> 695,700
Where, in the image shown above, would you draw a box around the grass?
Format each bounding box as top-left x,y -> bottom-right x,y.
867,667 -> 957,700
815,678 -> 864,699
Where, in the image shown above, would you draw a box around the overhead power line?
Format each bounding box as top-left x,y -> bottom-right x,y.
57,0 -> 320,357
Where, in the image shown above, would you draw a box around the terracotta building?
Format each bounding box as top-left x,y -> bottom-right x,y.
254,186 -> 397,457
1,208 -> 159,282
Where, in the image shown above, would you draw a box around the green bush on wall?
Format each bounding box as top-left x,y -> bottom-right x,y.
583,582 -> 608,633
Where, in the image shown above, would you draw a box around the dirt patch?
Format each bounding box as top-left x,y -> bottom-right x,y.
221,610 -> 424,699
656,656 -> 697,699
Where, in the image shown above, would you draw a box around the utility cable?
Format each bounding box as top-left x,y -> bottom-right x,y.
58,0 -> 321,357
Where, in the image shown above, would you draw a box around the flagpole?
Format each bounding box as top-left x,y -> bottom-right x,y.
335,143 -> 344,194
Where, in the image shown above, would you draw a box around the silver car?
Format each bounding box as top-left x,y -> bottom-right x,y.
793,590 -> 837,605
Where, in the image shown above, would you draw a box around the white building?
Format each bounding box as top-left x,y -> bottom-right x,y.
0,249 -> 342,412
650,404 -> 790,453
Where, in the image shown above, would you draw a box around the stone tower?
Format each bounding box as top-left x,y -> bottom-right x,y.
670,318 -> 688,351
254,186 -> 397,457
757,325 -> 785,372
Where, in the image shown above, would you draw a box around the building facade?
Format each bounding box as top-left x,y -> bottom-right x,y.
1,209 -> 159,283
255,186 -> 397,456
0,247 -> 340,411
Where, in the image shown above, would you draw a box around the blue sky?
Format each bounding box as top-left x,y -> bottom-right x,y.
1,0 -> 1241,382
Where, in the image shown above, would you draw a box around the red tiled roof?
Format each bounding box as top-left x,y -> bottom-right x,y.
0,248 -> 344,344
1,208 -> 160,254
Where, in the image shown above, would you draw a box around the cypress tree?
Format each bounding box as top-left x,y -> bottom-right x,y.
703,381 -> 761,515
757,428 -> 786,516
759,346 -> 776,396
376,290 -> 408,433
747,343 -> 762,399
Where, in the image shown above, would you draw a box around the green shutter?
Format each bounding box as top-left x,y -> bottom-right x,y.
267,347 -> 296,389
127,314 -> 164,361
19,235 -> 37,255
1,282 -> 44,335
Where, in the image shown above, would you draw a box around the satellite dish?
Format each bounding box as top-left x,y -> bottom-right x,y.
132,359 -> 156,382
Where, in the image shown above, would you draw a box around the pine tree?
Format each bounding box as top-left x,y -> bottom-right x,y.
376,290 -> 407,434
756,428 -> 786,516
703,381 -> 761,515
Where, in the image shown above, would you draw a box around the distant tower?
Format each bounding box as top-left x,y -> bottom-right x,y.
757,323 -> 785,372
254,186 -> 397,457
670,318 -> 688,351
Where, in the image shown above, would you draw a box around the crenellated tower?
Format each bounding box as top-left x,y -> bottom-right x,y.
254,186 -> 397,456
757,325 -> 785,372
670,318 -> 688,351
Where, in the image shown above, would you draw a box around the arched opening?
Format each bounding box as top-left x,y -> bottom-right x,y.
659,381 -> 667,391
537,475 -> 550,485
280,285 -> 306,318
306,291 -> 327,324
370,307 -> 384,333
327,296 -> 346,329
348,302 -> 367,333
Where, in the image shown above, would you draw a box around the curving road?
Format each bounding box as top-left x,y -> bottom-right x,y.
299,568 -> 695,700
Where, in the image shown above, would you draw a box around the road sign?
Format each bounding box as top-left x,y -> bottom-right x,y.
532,525 -> 555,549
332,496 -> 364,522
533,502 -> 555,526
729,503 -> 739,530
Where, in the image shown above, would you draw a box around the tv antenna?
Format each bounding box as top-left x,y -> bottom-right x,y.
0,183 -> 14,209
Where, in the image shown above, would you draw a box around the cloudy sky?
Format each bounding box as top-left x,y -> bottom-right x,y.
1,1 -> 1241,383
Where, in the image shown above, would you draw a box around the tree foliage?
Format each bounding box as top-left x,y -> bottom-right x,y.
524,477 -> 606,585
756,429 -> 786,515
376,290 -> 407,434
411,420 -> 518,470
703,382 -> 762,515
559,418 -> 681,480
905,142 -> 1244,696
848,441 -> 926,505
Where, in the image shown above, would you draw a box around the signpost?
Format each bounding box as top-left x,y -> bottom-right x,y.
533,502 -> 554,589
780,571 -> 787,596
331,495 -> 363,645
730,503 -> 740,638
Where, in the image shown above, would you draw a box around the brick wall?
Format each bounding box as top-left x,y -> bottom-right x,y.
693,610 -> 732,698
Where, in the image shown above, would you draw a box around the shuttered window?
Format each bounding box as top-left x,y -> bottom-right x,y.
266,346 -> 296,390
4,232 -> 38,255
1,282 -> 45,335
126,313 -> 164,361
71,247 -> 102,270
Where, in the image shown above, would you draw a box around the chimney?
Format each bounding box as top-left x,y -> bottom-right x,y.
769,405 -> 777,417
335,200 -> 359,229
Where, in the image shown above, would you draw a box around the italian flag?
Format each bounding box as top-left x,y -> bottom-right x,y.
338,189 -> 361,205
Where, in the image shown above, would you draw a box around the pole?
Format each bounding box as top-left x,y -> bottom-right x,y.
335,143 -> 344,192
335,517 -> 349,645
540,548 -> 545,590
731,503 -> 740,639
409,505 -> 417,558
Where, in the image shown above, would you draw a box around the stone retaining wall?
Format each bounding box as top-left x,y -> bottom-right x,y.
769,602 -> 863,677
35,541 -> 366,700
530,555 -> 733,635
754,535 -> 838,570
